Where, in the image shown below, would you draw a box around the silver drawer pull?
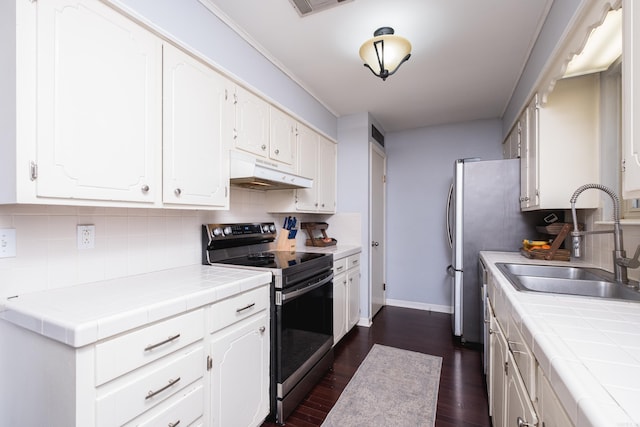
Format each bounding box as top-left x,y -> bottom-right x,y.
236,302 -> 256,313
144,334 -> 181,352
145,377 -> 181,400
336,266 -> 344,271
168,421 -> 181,427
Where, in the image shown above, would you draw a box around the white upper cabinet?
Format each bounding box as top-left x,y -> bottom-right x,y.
519,75 -> 599,211
266,124 -> 337,213
232,86 -> 271,159
232,89 -> 298,170
1,0 -> 234,209
35,0 -> 162,204
163,43 -> 231,208
269,107 -> 297,167
622,0 -> 640,197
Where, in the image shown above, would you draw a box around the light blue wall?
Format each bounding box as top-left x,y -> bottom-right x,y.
384,119 -> 502,308
115,0 -> 337,139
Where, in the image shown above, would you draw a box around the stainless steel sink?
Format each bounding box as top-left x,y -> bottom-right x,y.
496,263 -> 640,302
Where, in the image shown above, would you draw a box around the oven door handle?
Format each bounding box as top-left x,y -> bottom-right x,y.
281,272 -> 333,302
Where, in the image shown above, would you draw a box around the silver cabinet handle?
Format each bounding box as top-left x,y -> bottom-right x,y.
168,421 -> 181,427
372,241 -> 379,247
336,266 -> 344,271
259,326 -> 266,333
352,259 -> 359,265
274,149 -> 280,155
144,334 -> 181,352
141,184 -> 150,193
261,144 -> 267,150
236,302 -> 256,313
174,188 -> 181,196
145,377 -> 181,400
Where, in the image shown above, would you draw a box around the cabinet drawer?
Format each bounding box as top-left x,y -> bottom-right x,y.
508,318 -> 536,400
97,345 -> 204,426
96,309 -> 205,385
124,382 -> 204,427
209,286 -> 269,334
333,257 -> 347,275
347,253 -> 360,270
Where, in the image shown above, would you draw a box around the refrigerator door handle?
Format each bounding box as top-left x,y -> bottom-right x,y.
446,264 -> 456,277
446,182 -> 454,249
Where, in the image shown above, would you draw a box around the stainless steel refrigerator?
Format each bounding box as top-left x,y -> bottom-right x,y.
446,158 -> 534,344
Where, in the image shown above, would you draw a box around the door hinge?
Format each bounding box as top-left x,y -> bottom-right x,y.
207,355 -> 213,371
30,161 -> 37,181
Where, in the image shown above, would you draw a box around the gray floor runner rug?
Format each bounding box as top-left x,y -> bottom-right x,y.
322,344 -> 442,427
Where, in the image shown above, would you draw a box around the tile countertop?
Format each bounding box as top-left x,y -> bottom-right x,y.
480,251 -> 640,427
0,265 -> 272,348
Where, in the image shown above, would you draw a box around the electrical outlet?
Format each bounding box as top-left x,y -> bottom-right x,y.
0,228 -> 17,258
77,225 -> 95,250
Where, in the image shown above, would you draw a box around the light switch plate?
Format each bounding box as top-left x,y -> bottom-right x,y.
0,228 -> 17,258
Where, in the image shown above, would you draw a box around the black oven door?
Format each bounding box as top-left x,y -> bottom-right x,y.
274,269 -> 333,403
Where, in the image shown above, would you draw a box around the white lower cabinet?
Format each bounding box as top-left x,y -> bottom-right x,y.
486,267 -> 574,427
209,313 -> 269,427
333,252 -> 361,345
488,304 -> 507,427
0,285 -> 270,427
505,350 -> 538,427
333,257 -> 348,344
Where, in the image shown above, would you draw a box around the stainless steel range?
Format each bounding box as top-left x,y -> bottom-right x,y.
202,223 -> 334,425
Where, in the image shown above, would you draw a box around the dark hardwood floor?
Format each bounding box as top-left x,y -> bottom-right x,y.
262,306 -> 492,427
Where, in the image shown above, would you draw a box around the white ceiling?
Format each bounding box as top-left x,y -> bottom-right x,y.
201,0 -> 554,132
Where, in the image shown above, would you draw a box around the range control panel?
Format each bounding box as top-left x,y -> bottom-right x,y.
205,223 -> 277,240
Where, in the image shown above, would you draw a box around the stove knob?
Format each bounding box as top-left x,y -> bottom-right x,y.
212,227 -> 224,237
269,224 -> 276,233
223,226 -> 233,235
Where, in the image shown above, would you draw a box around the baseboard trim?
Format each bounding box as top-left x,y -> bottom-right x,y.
385,299 -> 452,314
357,317 -> 372,328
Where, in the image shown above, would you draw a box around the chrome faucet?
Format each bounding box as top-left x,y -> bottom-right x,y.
570,184 -> 640,286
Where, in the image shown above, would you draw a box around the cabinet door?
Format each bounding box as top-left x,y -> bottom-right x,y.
317,136 -> 337,213
210,313 -> 269,427
295,124 -> 319,211
269,107 -> 296,166
333,272 -> 347,345
163,44 -> 231,207
347,268 -> 360,330
623,0 -> 640,198
234,86 -> 270,158
520,97 -> 539,209
490,314 -> 508,427
36,0 -> 161,203
505,351 -> 538,427
537,367 -> 573,427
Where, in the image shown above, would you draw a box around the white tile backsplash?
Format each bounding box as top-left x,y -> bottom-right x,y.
0,188 -> 322,298
577,208 -> 640,281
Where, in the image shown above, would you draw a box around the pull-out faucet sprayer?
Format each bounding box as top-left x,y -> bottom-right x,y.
570,184 -> 640,286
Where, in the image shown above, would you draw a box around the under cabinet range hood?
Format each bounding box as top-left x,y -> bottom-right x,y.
229,151 -> 313,190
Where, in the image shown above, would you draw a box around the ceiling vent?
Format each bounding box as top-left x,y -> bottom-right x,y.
288,0 -> 353,17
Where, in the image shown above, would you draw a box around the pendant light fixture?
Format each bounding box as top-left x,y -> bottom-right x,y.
359,27 -> 412,81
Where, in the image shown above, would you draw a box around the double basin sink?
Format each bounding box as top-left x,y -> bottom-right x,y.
496,263 -> 640,302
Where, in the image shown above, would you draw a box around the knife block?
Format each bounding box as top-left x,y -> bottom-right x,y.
275,228 -> 296,252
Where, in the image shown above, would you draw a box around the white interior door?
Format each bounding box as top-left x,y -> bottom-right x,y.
370,143 -> 386,318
